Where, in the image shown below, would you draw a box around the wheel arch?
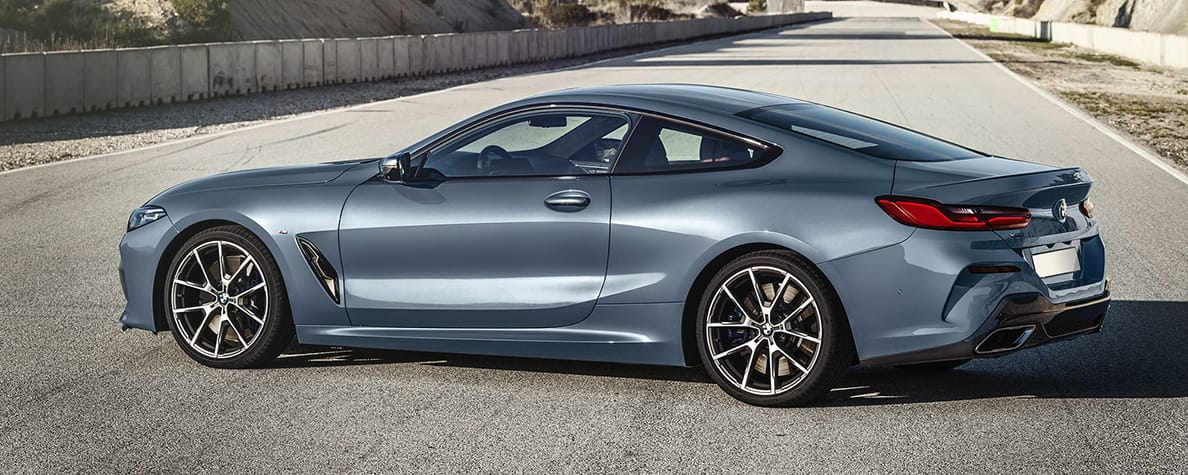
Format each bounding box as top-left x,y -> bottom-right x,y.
152,217 -> 284,332
679,242 -> 858,367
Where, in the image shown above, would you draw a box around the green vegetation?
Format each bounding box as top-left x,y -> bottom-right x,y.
171,0 -> 229,42
0,0 -> 232,52
747,0 -> 766,13
0,0 -> 159,50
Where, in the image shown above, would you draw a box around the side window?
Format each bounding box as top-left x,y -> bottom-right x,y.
422,111 -> 630,178
614,117 -> 761,173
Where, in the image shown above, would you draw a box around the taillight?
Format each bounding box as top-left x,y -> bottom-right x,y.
875,196 -> 1031,231
1080,198 -> 1094,218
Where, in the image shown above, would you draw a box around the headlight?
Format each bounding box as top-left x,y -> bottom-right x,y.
127,206 -> 167,232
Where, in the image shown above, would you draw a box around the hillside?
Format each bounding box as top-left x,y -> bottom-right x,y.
977,0 -> 1188,36
226,0 -> 530,40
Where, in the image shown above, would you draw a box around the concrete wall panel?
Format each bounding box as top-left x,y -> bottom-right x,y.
179,45 -> 208,100
280,40 -> 303,88
377,37 -> 395,78
509,30 -> 527,64
394,36 -> 411,77
45,52 -> 84,116
117,48 -> 151,107
450,34 -> 465,71
360,38 -> 379,81
336,39 -> 361,83
83,50 -> 117,111
255,41 -> 282,92
322,39 -> 338,84
148,46 -> 181,104
426,34 -> 450,73
302,40 -> 323,86
1164,34 -> 1188,69
209,43 -> 255,96
404,36 -> 422,76
4,53 -> 42,119
500,31 -> 512,65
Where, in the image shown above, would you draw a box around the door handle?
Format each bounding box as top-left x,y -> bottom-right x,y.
544,190 -> 591,210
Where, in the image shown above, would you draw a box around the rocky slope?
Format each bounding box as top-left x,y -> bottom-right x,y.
226,0 -> 529,40
978,0 -> 1188,36
106,0 -> 530,41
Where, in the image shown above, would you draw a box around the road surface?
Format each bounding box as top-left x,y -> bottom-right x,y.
1,12 -> 1185,473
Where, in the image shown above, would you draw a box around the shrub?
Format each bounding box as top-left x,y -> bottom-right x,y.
172,0 -> 228,29
747,0 -> 767,13
539,2 -> 597,27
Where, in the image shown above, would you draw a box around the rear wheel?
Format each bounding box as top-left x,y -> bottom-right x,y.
894,359 -> 971,373
695,251 -> 852,407
163,225 -> 293,369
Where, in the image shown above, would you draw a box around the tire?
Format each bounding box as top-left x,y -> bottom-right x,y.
695,250 -> 853,407
894,359 -> 971,373
163,225 -> 293,369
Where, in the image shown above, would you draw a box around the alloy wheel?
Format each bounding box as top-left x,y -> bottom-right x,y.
170,240 -> 269,359
704,265 -> 823,396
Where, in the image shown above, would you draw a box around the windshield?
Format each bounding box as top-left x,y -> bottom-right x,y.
738,103 -> 983,161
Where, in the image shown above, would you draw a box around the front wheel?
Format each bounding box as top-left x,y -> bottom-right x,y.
163,225 -> 293,369
695,251 -> 853,407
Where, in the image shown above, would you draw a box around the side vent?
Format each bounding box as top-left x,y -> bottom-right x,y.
296,237 -> 341,303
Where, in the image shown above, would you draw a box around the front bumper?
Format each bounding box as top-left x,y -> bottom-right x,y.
118,216 -> 179,332
862,289 -> 1111,367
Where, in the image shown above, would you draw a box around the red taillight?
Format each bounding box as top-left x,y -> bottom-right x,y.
875,196 -> 1031,231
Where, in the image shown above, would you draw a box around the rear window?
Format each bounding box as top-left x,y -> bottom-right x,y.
738,103 -> 983,161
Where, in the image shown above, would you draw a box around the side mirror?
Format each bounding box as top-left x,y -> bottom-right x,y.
380,152 -> 412,183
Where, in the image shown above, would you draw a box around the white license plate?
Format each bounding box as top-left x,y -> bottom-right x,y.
1032,247 -> 1081,278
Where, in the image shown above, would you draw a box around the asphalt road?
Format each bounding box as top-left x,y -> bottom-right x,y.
2,12 -> 1186,473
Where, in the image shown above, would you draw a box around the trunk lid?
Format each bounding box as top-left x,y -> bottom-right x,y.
891,156 -> 1095,248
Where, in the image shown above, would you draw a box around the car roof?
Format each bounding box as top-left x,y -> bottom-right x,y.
517,84 -> 806,117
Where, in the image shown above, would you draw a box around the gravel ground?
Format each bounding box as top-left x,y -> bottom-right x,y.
0,44 -> 679,172
933,19 -> 1188,172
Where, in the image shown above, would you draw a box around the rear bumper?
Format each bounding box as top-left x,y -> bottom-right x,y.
862,289 -> 1111,367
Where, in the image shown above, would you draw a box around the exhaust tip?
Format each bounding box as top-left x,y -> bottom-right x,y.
975,325 -> 1036,354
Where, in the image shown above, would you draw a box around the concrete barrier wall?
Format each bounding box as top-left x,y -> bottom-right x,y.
377,37 -> 395,79
302,40 -> 323,87
0,12 -> 830,121
336,38 -> 361,84
117,48 -> 151,108
46,52 -> 84,115
255,41 -> 282,92
280,40 -> 303,89
180,45 -> 207,100
83,50 -> 117,112
939,10 -> 1188,69
209,42 -> 255,97
149,46 -> 181,105
360,38 -> 379,81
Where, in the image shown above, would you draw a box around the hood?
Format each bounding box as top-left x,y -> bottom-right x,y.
150,160 -> 373,202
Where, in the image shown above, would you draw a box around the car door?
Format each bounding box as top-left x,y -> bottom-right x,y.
338,108 -> 632,328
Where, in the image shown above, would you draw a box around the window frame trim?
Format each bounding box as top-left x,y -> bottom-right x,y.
411,106 -> 638,181
403,103 -> 782,181
608,114 -> 782,176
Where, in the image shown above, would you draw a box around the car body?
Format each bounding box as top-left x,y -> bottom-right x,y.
119,84 -> 1110,405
